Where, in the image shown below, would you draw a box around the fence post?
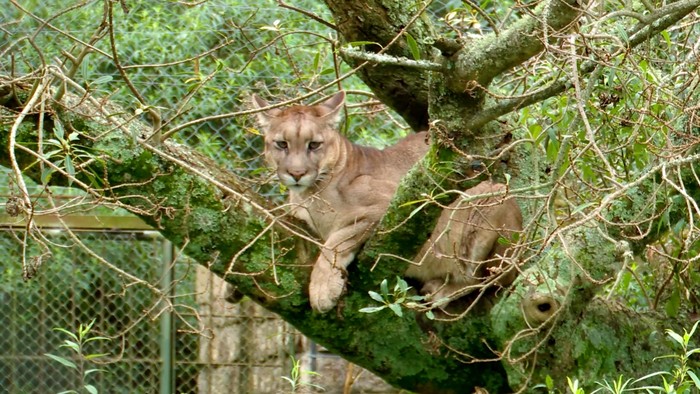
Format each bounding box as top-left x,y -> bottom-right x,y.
159,239 -> 175,394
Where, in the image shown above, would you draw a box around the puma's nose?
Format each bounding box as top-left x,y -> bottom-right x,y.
288,169 -> 306,181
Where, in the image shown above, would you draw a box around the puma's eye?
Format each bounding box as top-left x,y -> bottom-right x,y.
308,141 -> 322,151
274,140 -> 288,150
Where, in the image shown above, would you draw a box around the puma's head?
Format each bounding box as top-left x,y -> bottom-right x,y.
251,92 -> 346,193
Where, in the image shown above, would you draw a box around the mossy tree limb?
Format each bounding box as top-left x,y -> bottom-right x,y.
1,87 -> 511,393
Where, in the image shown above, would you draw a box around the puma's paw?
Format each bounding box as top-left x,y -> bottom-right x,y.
309,264 -> 346,313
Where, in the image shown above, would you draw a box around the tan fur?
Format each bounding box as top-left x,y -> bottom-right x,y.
406,181 -> 523,303
251,92 -> 522,313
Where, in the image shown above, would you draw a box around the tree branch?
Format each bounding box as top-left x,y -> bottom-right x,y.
3,67 -> 696,391
446,0 -> 584,92
340,46 -> 443,71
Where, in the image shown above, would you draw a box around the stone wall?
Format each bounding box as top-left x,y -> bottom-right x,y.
196,267 -> 402,394
196,266 -> 295,393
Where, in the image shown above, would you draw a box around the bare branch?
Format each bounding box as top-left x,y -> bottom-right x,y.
464,0 -> 700,129
340,46 -> 443,71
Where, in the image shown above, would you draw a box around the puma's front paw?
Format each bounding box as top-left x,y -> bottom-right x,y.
309,263 -> 346,313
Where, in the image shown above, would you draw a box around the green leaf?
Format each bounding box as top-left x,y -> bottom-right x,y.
84,336 -> 110,344
43,148 -> 63,159
688,320 -> 700,338
216,59 -> 226,72
84,384 -> 98,394
665,287 -> 681,318
661,30 -> 672,48
53,327 -> 79,341
633,370 -> 669,385
84,368 -> 106,377
546,375 -> 554,389
45,353 -> 77,369
312,52 -> 320,71
60,340 -> 80,352
398,198 -> 428,208
404,32 -> 420,60
368,291 -> 384,303
528,123 -> 543,140
666,329 -> 684,346
359,306 -> 386,314
571,202 -> 595,216
92,75 -> 113,85
54,121 -> 65,140
425,310 -> 435,320
395,277 -> 409,293
380,279 -> 389,298
84,353 -> 109,360
687,370 -> 700,388
406,202 -> 429,220
41,168 -> 54,185
64,155 -> 75,185
388,303 -> 403,317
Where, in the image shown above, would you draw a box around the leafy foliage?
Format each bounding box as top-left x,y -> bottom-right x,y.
279,355 -> 325,393
359,277 -> 433,319
45,319 -> 110,394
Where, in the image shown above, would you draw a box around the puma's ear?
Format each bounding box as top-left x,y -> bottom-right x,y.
319,91 -> 346,127
251,94 -> 280,130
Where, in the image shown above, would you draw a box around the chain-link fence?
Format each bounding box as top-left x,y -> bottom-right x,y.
0,217 -> 307,394
0,216 -> 399,394
0,227 -> 191,393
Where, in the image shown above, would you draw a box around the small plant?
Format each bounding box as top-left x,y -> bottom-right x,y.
568,377 -> 585,394
45,319 -> 110,394
534,322 -> 700,393
593,375 -> 634,394
280,355 -> 324,393
561,322 -> 700,394
40,120 -> 103,187
359,277 -> 431,319
649,320 -> 700,393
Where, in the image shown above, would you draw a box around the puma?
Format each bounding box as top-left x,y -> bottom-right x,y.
405,181 -> 522,304
252,92 -> 522,313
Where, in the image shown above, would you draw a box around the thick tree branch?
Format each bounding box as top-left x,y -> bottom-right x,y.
0,84 -> 511,393
3,74 -> 698,392
445,0 -> 584,92
323,0 -> 437,130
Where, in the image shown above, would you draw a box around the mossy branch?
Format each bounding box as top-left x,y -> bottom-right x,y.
0,85 -> 511,393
